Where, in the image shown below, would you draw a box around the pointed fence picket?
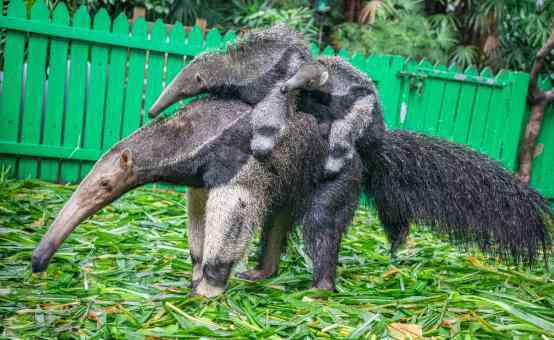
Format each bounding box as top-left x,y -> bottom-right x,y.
0,0 -> 551,200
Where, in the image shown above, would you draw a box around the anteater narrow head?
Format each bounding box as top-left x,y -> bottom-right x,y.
31,148 -> 138,273
148,52 -> 231,117
281,62 -> 329,93
32,98 -> 254,273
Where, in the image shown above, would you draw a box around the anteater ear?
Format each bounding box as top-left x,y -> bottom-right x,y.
120,149 -> 133,170
319,71 -> 329,86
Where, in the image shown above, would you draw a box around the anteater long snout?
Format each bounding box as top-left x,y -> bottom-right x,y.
32,199 -> 85,272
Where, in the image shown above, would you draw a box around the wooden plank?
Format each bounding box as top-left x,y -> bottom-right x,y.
121,17 -> 147,138
310,42 -> 320,58
18,1 -> 48,179
396,59 -> 414,130
321,46 -> 335,57
102,13 -> 128,150
59,6 -> 90,183
164,22 -> 186,114
80,9 -> 110,178
205,28 -> 222,50
421,63 -> 447,135
380,55 -> 404,129
185,25 -> 203,56
40,3 -> 70,182
499,72 -> 530,169
482,70 -> 511,160
337,48 -> 350,61
0,142 -> 102,161
435,64 -> 462,140
466,68 -> 494,150
451,66 -> 478,145
222,31 -> 237,46
143,19 -> 166,125
403,60 -> 430,133
0,0 -> 25,178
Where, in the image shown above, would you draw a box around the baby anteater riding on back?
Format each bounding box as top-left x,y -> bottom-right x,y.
281,57 -> 385,177
148,24 -> 313,160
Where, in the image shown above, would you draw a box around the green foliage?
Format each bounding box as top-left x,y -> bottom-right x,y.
332,0 -> 553,71
332,1 -> 457,65
230,0 -> 318,39
1,179 -> 554,338
167,0 -> 236,27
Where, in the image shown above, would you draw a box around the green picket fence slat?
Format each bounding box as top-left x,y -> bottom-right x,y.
41,3 -> 70,182
59,6 -> 90,183
0,0 -> 26,178
18,1 -> 49,179
80,9 -> 111,178
102,13 -> 129,151
435,64 -> 462,139
0,0 -> 550,199
451,66 -> 479,144
121,18 -> 148,138
482,71 -> 511,158
164,22 -> 187,114
143,20 -> 167,125
466,68 -> 495,150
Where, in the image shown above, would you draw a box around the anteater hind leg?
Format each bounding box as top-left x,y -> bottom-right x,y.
375,205 -> 410,259
193,184 -> 265,297
384,222 -> 410,260
303,169 -> 360,291
238,212 -> 294,281
186,188 -> 209,289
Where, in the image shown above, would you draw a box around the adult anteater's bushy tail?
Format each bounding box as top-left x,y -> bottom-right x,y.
362,130 -> 552,265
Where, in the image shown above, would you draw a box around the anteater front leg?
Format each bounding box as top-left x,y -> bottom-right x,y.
326,94 -> 383,178
186,188 -> 209,289
193,184 -> 265,297
238,211 -> 294,281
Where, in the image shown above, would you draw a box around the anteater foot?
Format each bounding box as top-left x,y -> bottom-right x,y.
237,269 -> 276,281
312,279 -> 336,292
193,279 -> 225,298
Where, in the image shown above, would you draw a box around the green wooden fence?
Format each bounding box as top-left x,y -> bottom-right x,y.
0,0 -> 552,199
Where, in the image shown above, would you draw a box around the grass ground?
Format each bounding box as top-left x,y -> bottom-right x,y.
0,179 -> 553,339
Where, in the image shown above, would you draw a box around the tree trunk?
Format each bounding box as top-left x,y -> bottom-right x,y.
516,29 -> 554,184
517,102 -> 547,184
344,0 -> 360,22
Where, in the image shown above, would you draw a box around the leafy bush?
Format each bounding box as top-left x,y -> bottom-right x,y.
332,1 -> 456,65
230,0 -> 318,39
333,0 -> 553,71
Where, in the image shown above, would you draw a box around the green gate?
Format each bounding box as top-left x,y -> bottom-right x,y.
0,0 -> 552,199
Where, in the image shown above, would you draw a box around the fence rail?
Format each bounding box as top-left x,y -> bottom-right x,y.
0,0 -> 552,199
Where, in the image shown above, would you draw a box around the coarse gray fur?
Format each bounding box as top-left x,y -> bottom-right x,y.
30,94 -> 552,297
32,96 -> 363,296
283,56 -> 385,177
149,24 -> 318,161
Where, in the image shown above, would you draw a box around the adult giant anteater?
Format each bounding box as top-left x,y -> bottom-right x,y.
31,97 -> 552,297
32,96 -> 363,296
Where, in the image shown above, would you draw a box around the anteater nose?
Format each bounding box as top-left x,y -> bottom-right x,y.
31,251 -> 48,273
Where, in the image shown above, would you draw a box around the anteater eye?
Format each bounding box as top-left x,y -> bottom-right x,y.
99,180 -> 111,191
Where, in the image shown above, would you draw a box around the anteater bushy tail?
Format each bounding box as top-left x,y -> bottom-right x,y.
362,130 -> 552,265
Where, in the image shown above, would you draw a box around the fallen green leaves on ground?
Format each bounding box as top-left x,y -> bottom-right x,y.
1,179 -> 553,339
